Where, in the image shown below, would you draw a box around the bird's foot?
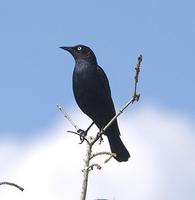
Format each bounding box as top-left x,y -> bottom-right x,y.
97,131 -> 104,144
77,122 -> 95,144
77,129 -> 87,144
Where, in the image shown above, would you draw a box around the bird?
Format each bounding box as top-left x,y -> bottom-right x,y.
60,44 -> 130,162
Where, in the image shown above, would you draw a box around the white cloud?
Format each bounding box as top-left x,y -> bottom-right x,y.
0,106 -> 195,200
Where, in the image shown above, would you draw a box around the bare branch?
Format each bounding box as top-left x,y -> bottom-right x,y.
90,152 -> 116,161
0,181 -> 24,192
57,104 -> 79,131
92,54 -> 143,144
104,54 -> 142,132
102,98 -> 134,133
134,54 -> 142,97
57,105 -> 94,144
104,154 -> 116,163
80,143 -> 92,200
83,163 -> 102,172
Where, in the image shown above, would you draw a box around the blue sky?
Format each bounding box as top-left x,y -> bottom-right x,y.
0,0 -> 194,135
0,1 -> 195,199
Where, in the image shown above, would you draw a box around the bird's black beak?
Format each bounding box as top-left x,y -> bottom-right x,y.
60,46 -> 73,53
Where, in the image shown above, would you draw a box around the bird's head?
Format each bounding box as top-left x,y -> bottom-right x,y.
60,44 -> 97,64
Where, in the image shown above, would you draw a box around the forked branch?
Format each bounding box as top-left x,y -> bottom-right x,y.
57,54 -> 143,200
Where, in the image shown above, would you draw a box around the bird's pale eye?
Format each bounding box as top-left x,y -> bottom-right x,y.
77,46 -> 82,51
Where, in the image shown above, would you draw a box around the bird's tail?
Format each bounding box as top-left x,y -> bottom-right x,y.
107,133 -> 130,162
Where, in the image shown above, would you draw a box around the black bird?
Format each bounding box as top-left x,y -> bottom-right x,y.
60,44 -> 130,162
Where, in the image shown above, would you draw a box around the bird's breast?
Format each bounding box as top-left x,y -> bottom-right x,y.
72,62 -> 116,129
73,64 -> 97,96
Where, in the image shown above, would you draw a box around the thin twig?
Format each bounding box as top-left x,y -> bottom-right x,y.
104,54 -> 142,132
57,104 -> 79,131
0,182 -> 24,192
104,154 -> 116,163
83,163 -> 102,172
90,152 -> 116,160
92,54 -> 143,144
134,54 -> 142,97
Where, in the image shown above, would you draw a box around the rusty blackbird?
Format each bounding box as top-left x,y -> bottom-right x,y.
60,44 -> 130,162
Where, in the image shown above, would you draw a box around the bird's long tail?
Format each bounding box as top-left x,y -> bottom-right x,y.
107,133 -> 130,162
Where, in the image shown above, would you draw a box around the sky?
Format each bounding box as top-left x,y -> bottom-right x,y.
0,0 -> 195,199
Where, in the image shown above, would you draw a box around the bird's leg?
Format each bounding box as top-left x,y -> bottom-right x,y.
85,121 -> 95,133
77,122 -> 95,143
97,130 -> 104,144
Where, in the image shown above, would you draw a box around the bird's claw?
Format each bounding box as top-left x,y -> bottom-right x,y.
77,129 -> 87,144
99,136 -> 104,144
97,131 -> 104,144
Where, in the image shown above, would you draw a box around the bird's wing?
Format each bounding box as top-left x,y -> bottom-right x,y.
96,65 -> 112,97
96,65 -> 117,125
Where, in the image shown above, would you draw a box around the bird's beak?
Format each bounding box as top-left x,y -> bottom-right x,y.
60,46 -> 73,53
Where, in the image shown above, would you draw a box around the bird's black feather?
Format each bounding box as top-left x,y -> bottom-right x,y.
61,44 -> 130,162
